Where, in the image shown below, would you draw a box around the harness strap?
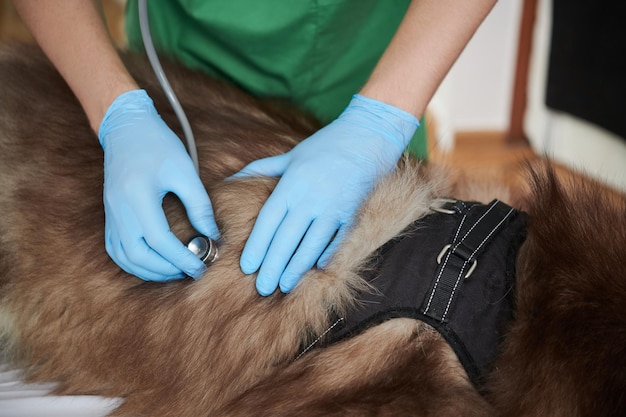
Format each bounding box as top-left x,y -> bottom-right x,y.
300,198 -> 527,390
422,200 -> 516,322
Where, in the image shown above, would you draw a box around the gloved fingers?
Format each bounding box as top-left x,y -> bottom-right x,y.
145,231 -> 208,280
105,223 -> 185,281
136,201 -> 208,280
317,222 -> 352,268
230,153 -> 290,179
182,197 -> 220,241
278,217 -> 339,294
104,185 -> 199,280
164,168 -> 221,239
254,211 -> 313,296
240,193 -> 288,275
110,241 -> 186,282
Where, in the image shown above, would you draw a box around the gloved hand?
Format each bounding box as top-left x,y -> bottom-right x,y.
234,94 -> 419,295
98,89 -> 219,281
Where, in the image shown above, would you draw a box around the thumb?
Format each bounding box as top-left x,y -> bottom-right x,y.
171,174 -> 221,239
184,198 -> 220,240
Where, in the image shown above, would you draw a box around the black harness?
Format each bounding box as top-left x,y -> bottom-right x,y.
301,199 -> 527,390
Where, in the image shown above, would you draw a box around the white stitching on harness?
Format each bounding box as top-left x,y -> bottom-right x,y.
295,317 -> 345,361
440,206 -> 516,320
423,201 -> 512,319
423,212 -> 468,313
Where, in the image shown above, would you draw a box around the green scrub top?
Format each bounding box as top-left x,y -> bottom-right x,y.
125,0 -> 427,157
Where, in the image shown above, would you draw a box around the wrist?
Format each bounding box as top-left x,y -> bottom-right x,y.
98,89 -> 157,147
343,94 -> 420,150
90,80 -> 141,132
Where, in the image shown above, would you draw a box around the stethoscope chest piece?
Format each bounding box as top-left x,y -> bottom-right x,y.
186,234 -> 219,265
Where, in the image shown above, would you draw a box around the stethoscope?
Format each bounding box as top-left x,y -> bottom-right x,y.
186,234 -> 219,265
138,1 -> 220,268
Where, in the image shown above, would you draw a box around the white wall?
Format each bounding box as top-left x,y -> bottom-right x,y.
430,0 -> 626,191
429,0 -> 523,148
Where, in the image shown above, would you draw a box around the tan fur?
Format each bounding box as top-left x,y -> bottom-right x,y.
0,44 -> 624,417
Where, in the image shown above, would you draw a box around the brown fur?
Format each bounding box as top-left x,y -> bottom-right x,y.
0,43 -> 624,416
486,166 -> 626,417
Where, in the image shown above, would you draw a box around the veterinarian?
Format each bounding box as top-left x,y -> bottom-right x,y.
12,0 -> 496,296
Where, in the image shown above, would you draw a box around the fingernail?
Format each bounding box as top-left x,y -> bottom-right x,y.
189,264 -> 208,280
240,256 -> 260,275
255,275 -> 278,297
279,274 -> 296,294
256,284 -> 274,297
279,284 -> 293,294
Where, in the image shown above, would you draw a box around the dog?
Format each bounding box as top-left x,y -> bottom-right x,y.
0,43 -> 624,417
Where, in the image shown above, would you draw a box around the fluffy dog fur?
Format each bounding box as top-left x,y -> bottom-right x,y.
0,44 -> 624,417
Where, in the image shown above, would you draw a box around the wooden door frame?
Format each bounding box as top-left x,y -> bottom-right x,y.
506,0 -> 538,144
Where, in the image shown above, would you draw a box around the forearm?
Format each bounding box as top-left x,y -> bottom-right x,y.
12,0 -> 138,132
359,0 -> 497,119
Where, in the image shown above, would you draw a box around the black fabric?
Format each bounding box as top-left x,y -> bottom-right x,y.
546,0 -> 626,140
325,200 -> 527,389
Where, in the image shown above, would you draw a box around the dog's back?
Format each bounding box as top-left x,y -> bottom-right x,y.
0,43 -> 624,417
0,43 -> 487,416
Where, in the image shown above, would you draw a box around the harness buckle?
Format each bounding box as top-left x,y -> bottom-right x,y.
436,244 -> 478,279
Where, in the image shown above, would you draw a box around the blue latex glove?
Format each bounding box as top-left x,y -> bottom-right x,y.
98,89 -> 219,281
234,94 -> 419,295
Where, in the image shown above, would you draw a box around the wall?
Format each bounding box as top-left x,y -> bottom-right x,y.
429,0 -> 523,149
431,0 -> 625,191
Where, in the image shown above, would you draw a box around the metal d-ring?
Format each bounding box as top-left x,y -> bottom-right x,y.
430,198 -> 458,215
436,244 -> 478,279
